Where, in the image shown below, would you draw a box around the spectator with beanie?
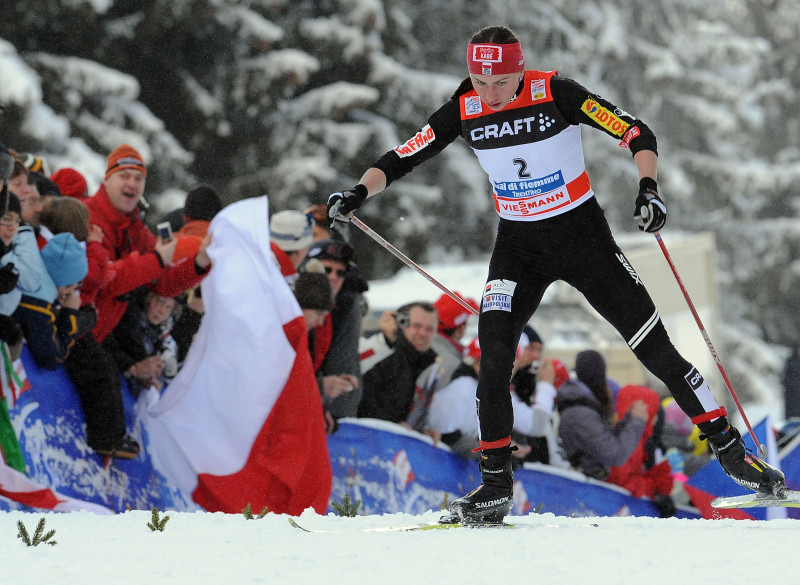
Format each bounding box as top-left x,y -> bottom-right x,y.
294,259 -> 334,331
172,183 -> 223,264
50,168 -> 89,200
557,349 -> 648,479
19,152 -> 51,178
431,292 -> 478,388
12,232 -> 87,369
34,174 -> 61,206
293,258 -> 352,433
65,143 -> 212,460
270,210 -> 313,285
304,239 -> 367,422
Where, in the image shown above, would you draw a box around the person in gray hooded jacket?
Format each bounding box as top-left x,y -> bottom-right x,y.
557,350 -> 648,479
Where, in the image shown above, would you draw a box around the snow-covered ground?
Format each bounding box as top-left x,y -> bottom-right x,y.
1,508 -> 798,584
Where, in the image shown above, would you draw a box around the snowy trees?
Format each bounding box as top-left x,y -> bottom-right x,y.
2,0 -> 800,396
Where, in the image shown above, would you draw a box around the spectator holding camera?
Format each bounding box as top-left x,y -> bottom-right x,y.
358,301 -> 440,432
64,144 -> 211,460
103,289 -> 181,395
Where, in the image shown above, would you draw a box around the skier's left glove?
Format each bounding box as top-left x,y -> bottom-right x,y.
327,184 -> 368,227
633,177 -> 666,233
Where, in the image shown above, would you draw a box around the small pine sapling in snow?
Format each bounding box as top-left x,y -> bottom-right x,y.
147,507 -> 170,532
331,493 -> 361,517
17,517 -> 57,546
242,503 -> 269,519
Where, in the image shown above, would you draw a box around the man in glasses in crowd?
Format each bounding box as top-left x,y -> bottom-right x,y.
303,240 -> 368,430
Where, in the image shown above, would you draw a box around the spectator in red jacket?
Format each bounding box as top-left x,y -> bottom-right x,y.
172,183 -> 223,265
64,143 -> 212,460
606,384 -> 676,517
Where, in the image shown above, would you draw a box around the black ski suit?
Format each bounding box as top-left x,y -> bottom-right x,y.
371,70 -> 722,444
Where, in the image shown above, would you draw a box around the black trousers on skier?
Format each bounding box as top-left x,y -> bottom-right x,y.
476,197 -> 711,442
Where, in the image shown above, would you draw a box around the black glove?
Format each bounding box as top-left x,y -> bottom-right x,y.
633,177 -> 666,233
326,184 -> 368,226
0,262 -> 19,295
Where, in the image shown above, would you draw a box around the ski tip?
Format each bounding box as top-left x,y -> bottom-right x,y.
711,489 -> 800,509
287,517 -> 309,531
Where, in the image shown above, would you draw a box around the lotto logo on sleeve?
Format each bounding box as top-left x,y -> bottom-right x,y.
482,279 -> 517,312
581,98 -> 631,137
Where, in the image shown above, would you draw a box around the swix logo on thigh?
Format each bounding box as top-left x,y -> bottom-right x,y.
482,279 -> 517,312
684,367 -> 704,391
615,253 -> 642,285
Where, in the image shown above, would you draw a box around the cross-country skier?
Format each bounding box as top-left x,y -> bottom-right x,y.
327,24 -> 785,523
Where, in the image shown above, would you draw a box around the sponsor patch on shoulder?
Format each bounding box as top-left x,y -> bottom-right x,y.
531,79 -> 547,101
465,96 -> 483,116
482,279 -> 517,312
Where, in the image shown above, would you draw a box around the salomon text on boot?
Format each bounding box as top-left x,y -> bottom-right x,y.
706,424 -> 786,497
446,446 -> 513,524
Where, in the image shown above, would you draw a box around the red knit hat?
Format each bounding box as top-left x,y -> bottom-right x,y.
50,168 -> 88,199
552,359 -> 570,389
434,292 -> 479,332
105,144 -> 147,179
463,337 -> 482,364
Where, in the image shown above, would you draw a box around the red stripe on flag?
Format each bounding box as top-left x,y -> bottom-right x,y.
0,486 -> 65,510
192,316 -> 331,515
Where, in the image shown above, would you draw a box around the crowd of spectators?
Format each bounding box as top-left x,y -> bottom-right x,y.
1,141 -> 711,512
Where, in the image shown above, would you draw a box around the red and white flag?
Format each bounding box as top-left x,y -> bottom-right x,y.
143,196 -> 331,515
0,462 -> 114,514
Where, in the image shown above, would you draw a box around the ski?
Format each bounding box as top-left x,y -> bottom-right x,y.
711,489 -> 800,509
288,517 -> 515,532
288,517 -> 598,533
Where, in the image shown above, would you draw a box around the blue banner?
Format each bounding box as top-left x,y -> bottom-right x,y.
5,347 -> 699,519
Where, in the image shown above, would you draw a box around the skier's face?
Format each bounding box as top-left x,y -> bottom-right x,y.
470,71 -> 523,111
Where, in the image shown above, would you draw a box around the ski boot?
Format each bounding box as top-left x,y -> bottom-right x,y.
706,424 -> 786,497
443,446 -> 513,525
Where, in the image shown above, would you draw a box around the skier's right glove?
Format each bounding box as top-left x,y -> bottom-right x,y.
327,184 -> 368,227
633,177 -> 666,233
0,262 -> 19,295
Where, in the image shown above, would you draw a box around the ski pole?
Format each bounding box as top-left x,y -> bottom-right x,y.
349,215 -> 479,317
653,231 -> 765,457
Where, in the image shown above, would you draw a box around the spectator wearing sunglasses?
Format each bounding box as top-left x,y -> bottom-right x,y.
303,239 -> 368,426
